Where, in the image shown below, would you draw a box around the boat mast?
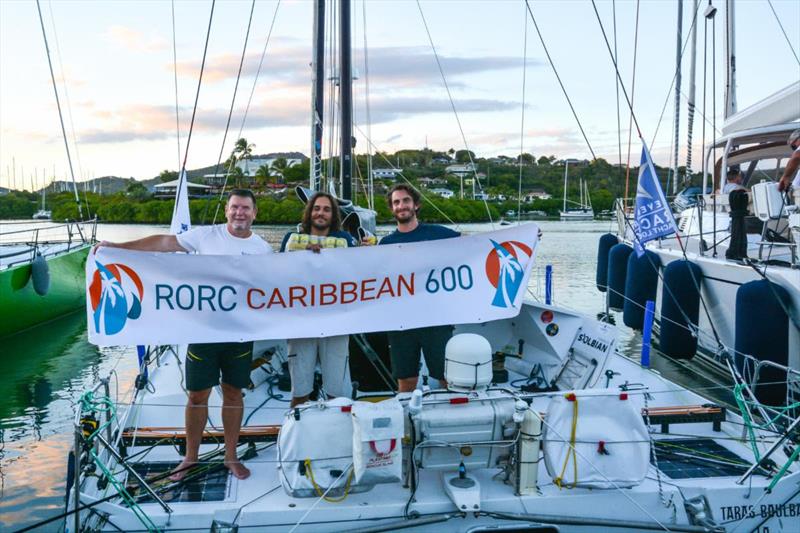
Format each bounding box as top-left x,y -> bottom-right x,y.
562,160 -> 569,212
724,0 -> 736,118
684,0 -> 698,188
339,0 -> 353,200
310,0 -> 325,191
671,0 -> 683,195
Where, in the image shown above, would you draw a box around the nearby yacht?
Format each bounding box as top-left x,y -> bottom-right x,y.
611,84 -> 799,379
32,183 -> 52,220
559,161 -> 593,221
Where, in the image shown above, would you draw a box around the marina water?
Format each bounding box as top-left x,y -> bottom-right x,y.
0,220 -> 729,531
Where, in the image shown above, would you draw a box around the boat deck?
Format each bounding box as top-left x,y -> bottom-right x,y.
77,343 -> 798,533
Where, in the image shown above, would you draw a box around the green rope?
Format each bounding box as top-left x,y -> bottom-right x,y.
79,390 -> 161,532
733,384 -> 800,489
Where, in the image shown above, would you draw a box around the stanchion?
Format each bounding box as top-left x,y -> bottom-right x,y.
641,300 -> 655,367
545,265 -> 553,305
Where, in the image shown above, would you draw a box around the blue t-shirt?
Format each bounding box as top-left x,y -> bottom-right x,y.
379,223 -> 460,245
279,230 -> 356,252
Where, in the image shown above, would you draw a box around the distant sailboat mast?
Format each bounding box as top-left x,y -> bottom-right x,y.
671,0 -> 683,195
562,159 -> 569,213
724,0 -> 737,119
309,0 -> 325,192
340,0 -> 353,200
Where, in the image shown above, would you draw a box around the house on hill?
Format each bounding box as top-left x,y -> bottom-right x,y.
430,188 -> 454,199
371,168 -> 401,180
237,154 -> 305,176
523,189 -> 552,202
445,163 -> 476,177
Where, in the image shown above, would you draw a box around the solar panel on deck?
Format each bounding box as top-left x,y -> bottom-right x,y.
130,461 -> 229,503
653,438 -> 751,479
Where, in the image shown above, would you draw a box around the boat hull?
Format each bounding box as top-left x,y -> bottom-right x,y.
559,210 -> 594,221
0,245 -> 90,337
647,244 -> 800,373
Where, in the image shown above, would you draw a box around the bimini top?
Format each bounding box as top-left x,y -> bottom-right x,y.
720,81 -> 799,139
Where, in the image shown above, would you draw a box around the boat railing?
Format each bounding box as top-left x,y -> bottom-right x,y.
736,351 -> 800,429
0,218 -> 97,268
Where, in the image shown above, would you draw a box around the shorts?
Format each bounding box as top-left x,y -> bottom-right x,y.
387,325 -> 453,381
186,342 -> 253,391
287,335 -> 351,398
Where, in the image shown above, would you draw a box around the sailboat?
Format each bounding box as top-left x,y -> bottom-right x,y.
559,160 -> 593,221
603,0 -> 799,382
32,182 -> 52,220
60,2 -> 800,532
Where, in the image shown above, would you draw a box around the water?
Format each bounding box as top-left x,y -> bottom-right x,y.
0,220 -> 718,531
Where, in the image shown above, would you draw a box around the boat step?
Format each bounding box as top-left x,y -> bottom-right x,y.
120,424 -> 281,456
643,404 -> 726,433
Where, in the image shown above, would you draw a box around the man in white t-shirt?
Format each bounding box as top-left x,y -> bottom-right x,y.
778,129 -> 800,194
95,189 -> 272,480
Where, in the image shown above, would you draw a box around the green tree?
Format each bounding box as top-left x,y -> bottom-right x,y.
517,153 -> 535,166
126,181 -> 150,200
254,165 -> 271,190
158,170 -> 178,183
233,138 -> 254,163
270,158 -> 288,184
455,150 -> 475,163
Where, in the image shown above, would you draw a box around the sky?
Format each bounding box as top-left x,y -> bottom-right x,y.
1,0 -> 798,188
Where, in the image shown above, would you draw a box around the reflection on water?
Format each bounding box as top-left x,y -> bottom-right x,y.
0,220 -> 736,531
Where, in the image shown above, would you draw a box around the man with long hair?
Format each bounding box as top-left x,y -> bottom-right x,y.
280,192 -> 356,406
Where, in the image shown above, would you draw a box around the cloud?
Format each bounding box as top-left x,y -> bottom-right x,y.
75,93 -> 521,145
172,41 -> 541,91
104,25 -> 168,53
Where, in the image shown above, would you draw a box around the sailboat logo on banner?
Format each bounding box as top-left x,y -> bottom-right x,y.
485,240 -> 532,308
89,262 -> 144,335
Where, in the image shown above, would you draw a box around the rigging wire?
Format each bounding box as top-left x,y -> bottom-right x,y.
765,0 -> 800,65
176,0 -> 215,194
622,0 -> 640,203
204,0 -> 282,224
523,0 -> 597,161
611,0 -> 624,207
517,2 -> 528,225
204,0 -> 257,224
354,125 -> 459,227
362,0 -> 374,210
46,0 -> 90,216
647,0 -> 704,152
34,0 -> 83,220
415,0 -> 494,226
171,0 -> 182,173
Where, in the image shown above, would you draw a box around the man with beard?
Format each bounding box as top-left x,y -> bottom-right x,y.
95,189 -> 271,481
280,192 -> 356,406
379,184 -> 460,392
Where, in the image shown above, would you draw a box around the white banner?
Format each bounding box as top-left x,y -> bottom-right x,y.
87,224 -> 539,346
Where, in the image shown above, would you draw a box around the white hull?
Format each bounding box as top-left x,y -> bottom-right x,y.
559,210 -> 594,221
69,300 -> 800,532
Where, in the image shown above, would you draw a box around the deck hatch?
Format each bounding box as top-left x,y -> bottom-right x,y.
130,461 -> 229,503
653,438 -> 752,479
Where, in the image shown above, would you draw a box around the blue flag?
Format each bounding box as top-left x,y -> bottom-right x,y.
633,142 -> 678,256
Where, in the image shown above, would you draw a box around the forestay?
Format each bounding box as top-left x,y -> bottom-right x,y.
86,224 -> 539,345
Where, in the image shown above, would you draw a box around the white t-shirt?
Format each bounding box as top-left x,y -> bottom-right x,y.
793,146 -> 800,189
176,224 -> 273,255
722,182 -> 746,194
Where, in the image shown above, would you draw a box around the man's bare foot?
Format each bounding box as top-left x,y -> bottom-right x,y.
169,459 -> 197,482
225,460 -> 251,480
